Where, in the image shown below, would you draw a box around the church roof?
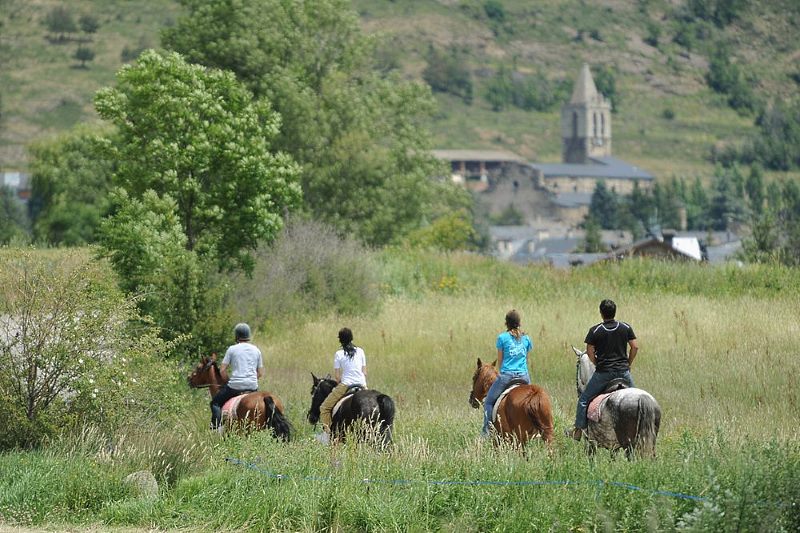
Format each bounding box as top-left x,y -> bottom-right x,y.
432,149 -> 525,162
530,156 -> 654,180
570,63 -> 599,104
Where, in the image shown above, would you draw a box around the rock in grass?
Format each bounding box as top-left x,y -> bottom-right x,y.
123,470 -> 158,499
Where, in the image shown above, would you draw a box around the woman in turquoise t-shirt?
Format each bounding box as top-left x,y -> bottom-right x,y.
482,309 -> 533,437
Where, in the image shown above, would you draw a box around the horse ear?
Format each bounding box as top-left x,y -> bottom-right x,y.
491,360 -> 497,367
311,373 -> 320,385
324,373 -> 331,380
571,345 -> 583,357
211,352 -> 217,362
477,358 -> 482,367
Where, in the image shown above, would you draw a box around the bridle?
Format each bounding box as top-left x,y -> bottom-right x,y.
189,359 -> 218,389
469,365 -> 494,407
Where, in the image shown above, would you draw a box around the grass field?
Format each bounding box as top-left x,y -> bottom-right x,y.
1,252 -> 799,531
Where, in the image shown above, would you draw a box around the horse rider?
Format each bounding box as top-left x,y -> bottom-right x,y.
210,322 -> 264,431
315,327 -> 367,444
481,309 -> 533,438
567,299 -> 638,440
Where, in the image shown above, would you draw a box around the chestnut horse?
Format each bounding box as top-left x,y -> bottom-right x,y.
469,358 -> 554,446
188,355 -> 291,441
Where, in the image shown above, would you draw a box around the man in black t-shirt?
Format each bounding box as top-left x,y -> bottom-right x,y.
567,299 -> 638,440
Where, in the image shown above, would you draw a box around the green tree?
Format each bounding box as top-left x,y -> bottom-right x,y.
484,66 -> 515,111
94,50 -> 301,273
745,164 -> 765,215
582,216 -> 605,253
422,45 -> 473,104
750,99 -> 800,171
490,204 -> 524,226
589,180 -> 619,229
44,6 -> 77,41
687,176 -> 710,229
741,210 -> 779,263
163,0 -> 463,246
28,129 -> 114,246
97,189 -> 222,348
73,45 -> 94,68
0,186 -> 28,244
708,165 -> 747,230
78,14 -> 100,36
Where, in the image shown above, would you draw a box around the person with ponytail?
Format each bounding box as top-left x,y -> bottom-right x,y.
481,309 -> 534,437
316,327 -> 367,444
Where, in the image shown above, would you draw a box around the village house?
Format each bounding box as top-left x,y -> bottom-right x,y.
0,171 -> 31,203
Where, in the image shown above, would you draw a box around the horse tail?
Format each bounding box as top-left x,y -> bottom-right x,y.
633,394 -> 660,458
522,387 -> 554,444
264,395 -> 292,442
376,394 -> 395,446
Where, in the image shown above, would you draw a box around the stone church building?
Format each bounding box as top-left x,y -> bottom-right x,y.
529,63 -> 654,223
434,63 -> 654,225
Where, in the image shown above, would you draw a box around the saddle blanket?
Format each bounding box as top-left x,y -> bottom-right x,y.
222,395 -> 246,420
332,393 -> 355,418
588,392 -> 613,423
491,384 -> 521,423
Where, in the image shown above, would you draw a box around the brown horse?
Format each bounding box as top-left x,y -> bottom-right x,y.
469,358 -> 554,446
188,354 -> 291,441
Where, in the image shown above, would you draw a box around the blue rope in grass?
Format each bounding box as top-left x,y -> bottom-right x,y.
225,457 -> 709,503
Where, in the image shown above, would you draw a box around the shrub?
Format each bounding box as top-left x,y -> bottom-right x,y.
228,218 -> 380,325
405,210 -> 480,251
422,46 -> 473,104
0,248 -> 175,449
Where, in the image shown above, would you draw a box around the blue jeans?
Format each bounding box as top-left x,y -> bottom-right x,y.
574,369 -> 634,429
482,372 -> 530,436
210,385 -> 255,429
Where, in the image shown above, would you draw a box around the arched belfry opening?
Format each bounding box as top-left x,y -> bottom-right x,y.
561,63 -> 612,163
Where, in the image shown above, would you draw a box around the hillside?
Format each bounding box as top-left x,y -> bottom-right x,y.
1,0 -> 799,181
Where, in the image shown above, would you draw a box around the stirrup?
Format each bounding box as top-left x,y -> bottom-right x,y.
565,427 -> 585,441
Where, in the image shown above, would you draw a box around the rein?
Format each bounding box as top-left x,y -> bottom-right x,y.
191,360 -> 221,389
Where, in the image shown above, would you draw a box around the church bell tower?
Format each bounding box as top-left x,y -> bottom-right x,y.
561,64 -> 612,164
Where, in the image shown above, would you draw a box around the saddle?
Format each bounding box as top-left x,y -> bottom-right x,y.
587,381 -> 629,423
490,378 -> 528,423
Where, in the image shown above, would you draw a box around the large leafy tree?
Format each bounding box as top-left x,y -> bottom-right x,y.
28,129 -> 114,246
94,51 -> 300,352
94,50 -> 301,273
162,0 -> 465,245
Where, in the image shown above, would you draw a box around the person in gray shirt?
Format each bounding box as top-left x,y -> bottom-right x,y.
210,323 -> 264,430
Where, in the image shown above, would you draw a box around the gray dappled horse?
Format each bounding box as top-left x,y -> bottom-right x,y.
572,346 -> 661,459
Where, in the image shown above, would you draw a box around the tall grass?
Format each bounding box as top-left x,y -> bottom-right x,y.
1,252 -> 799,530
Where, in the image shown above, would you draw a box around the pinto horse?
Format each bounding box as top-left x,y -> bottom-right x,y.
469,358 -> 554,446
572,346 -> 660,459
307,374 -> 395,447
188,355 -> 291,441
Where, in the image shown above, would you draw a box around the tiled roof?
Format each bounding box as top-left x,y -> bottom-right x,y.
530,156 -> 654,180
432,149 -> 526,162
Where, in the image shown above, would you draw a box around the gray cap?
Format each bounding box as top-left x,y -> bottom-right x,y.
234,323 -> 251,341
